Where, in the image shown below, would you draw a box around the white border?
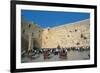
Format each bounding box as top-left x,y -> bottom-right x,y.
16,4 -> 94,69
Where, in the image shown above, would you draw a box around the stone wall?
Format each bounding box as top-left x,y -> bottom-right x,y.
21,23 -> 43,51
41,19 -> 90,48
21,19 -> 90,50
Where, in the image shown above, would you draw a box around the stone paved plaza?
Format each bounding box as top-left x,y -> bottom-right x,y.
21,50 -> 90,63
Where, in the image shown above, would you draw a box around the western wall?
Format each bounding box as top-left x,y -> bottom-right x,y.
21,19 -> 90,51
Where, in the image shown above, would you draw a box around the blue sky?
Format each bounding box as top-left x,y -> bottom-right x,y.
21,10 -> 90,28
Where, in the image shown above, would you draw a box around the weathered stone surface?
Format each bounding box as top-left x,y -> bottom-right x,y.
21,19 -> 90,50
41,19 -> 90,48
21,23 -> 43,51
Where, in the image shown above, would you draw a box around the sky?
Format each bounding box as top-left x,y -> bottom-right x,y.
21,10 -> 90,28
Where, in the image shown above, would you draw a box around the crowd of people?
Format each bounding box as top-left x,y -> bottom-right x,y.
22,47 -> 90,59
22,46 -> 90,60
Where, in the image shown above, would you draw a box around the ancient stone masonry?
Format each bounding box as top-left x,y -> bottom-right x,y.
21,19 -> 90,51
21,23 -> 43,51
